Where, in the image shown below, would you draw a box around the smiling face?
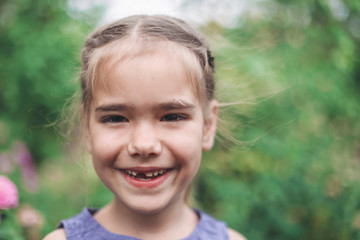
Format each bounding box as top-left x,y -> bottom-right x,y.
85,44 -> 218,214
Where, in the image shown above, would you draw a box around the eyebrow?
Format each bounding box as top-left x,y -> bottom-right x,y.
157,100 -> 196,111
95,103 -> 135,112
95,100 -> 196,113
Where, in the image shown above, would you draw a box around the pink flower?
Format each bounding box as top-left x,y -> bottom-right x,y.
0,175 -> 19,209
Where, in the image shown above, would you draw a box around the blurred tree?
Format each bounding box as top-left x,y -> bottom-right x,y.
0,0 -> 97,163
0,0 -> 103,238
189,0 -> 360,239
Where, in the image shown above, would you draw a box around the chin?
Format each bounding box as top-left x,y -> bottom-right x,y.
117,192 -> 182,216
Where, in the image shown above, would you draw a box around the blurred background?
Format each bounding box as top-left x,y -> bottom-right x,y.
1,0 -> 360,239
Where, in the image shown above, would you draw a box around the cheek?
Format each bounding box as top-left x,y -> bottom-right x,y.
165,125 -> 204,168
89,127 -> 125,166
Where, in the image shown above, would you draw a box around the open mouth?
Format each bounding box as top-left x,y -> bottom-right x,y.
120,169 -> 171,181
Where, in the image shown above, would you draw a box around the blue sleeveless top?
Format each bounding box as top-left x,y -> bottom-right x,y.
59,208 -> 229,240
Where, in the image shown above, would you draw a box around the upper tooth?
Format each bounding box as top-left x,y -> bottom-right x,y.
125,169 -> 168,177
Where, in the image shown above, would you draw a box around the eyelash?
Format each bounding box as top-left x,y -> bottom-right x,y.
160,113 -> 187,122
101,115 -> 129,123
100,113 -> 188,124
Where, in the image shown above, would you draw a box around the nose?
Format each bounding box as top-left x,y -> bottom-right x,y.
127,123 -> 162,158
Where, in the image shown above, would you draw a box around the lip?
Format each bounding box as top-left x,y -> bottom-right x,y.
118,167 -> 173,189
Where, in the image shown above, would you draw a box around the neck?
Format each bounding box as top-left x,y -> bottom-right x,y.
94,196 -> 198,240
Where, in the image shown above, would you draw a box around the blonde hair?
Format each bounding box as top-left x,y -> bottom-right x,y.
80,15 -> 215,116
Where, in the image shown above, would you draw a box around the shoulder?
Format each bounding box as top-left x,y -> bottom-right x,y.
196,210 -> 245,240
43,229 -> 66,240
228,228 -> 247,240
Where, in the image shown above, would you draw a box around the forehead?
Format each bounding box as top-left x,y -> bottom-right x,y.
88,39 -> 205,104
96,51 -> 196,101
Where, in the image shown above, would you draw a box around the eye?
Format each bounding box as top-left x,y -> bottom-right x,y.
101,115 -> 129,123
161,113 -> 187,122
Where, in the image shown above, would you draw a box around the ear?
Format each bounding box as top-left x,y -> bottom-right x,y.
81,107 -> 92,154
202,100 -> 218,151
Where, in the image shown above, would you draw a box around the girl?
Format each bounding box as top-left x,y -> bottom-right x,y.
45,15 -> 245,240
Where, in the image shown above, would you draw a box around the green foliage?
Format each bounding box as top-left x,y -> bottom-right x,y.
0,0 -> 95,162
0,0 -> 100,239
196,0 -> 360,239
1,0 -> 360,239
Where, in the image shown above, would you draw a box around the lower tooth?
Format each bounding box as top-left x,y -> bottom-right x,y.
138,178 -> 150,181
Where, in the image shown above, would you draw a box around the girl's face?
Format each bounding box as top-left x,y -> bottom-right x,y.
86,48 -> 217,214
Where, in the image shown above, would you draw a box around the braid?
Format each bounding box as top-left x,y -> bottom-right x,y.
207,50 -> 215,71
